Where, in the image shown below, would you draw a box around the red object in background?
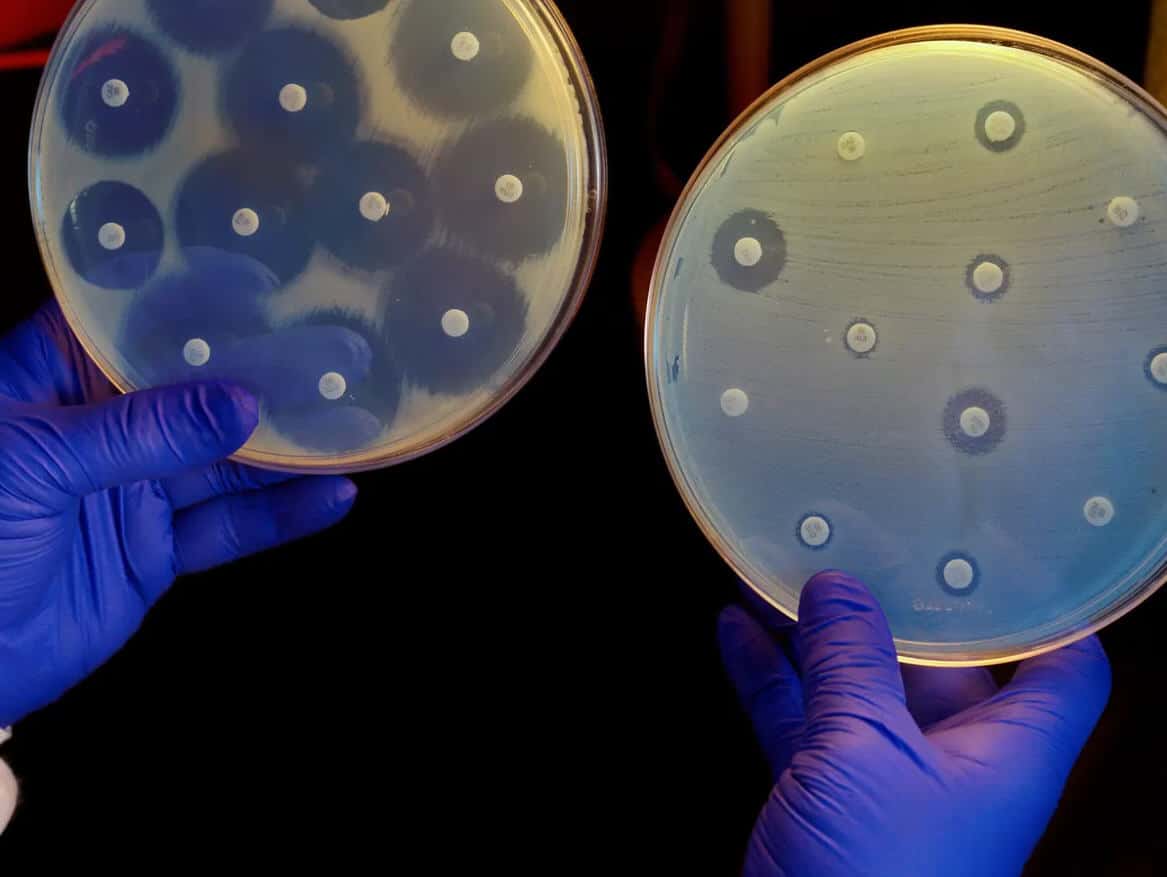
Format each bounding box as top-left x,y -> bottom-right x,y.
0,0 -> 73,47
0,48 -> 49,70
0,0 -> 73,69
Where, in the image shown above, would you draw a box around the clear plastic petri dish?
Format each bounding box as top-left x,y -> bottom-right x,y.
646,26 -> 1167,666
30,0 -> 605,473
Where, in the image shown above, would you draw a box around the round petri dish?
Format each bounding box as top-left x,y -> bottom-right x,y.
30,0 -> 605,473
646,26 -> 1167,666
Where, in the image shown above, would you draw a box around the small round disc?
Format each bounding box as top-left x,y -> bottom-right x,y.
837,131 -> 866,161
983,109 -> 1017,144
972,260 -> 1005,295
799,515 -> 832,548
31,0 -> 605,473
646,27 -> 1167,665
845,321 -> 878,355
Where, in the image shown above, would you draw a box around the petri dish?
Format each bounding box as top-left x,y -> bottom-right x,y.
30,0 -> 605,473
646,26 -> 1167,666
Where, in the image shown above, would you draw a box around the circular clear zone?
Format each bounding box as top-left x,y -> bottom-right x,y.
147,0 -> 274,55
175,148 -> 314,286
646,27 -> 1167,665
390,0 -> 534,117
61,181 -> 164,289
434,116 -> 569,262
220,25 -> 364,160
31,0 -> 604,472
264,309 -> 402,455
712,209 -> 787,292
309,0 -> 389,20
56,25 -> 180,157
119,259 -> 276,386
310,140 -> 434,272
385,249 -> 529,395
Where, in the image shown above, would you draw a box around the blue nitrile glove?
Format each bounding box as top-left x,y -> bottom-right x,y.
719,571 -> 1112,877
0,301 -> 365,727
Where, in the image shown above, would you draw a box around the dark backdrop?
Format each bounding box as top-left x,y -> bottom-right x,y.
0,2 -> 1161,872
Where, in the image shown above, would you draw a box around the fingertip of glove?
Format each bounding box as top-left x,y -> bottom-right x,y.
800,569 -> 879,617
333,478 -> 359,508
200,383 -> 260,446
718,604 -> 754,638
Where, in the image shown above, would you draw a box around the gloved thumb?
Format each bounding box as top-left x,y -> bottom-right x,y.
952,636 -> 1111,781
1,382 -> 258,507
0,758 -> 16,835
795,571 -> 909,729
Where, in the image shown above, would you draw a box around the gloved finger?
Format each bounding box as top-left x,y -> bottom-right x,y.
736,581 -> 798,639
151,326 -> 374,411
173,476 -> 357,574
0,303 -> 114,406
0,383 -> 258,507
266,405 -> 386,454
0,758 -> 15,835
795,570 -> 909,727
207,326 -> 374,410
736,580 -> 801,673
963,636 -> 1111,778
162,461 -> 298,510
901,665 -> 999,730
719,605 -> 806,777
122,254 -> 371,409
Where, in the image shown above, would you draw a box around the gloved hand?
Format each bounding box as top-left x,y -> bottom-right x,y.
719,571 -> 1111,877
0,302 -> 360,728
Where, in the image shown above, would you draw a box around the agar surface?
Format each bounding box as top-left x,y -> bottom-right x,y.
37,0 -> 595,465
651,37 -> 1167,656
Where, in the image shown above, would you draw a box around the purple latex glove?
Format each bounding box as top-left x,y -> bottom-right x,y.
719,571 -> 1111,877
0,303 -> 359,727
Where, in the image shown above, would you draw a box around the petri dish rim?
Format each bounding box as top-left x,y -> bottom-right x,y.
643,24 -> 1167,667
28,0 -> 608,475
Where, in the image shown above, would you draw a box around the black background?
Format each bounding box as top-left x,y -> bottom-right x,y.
1,2 -> 1163,872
